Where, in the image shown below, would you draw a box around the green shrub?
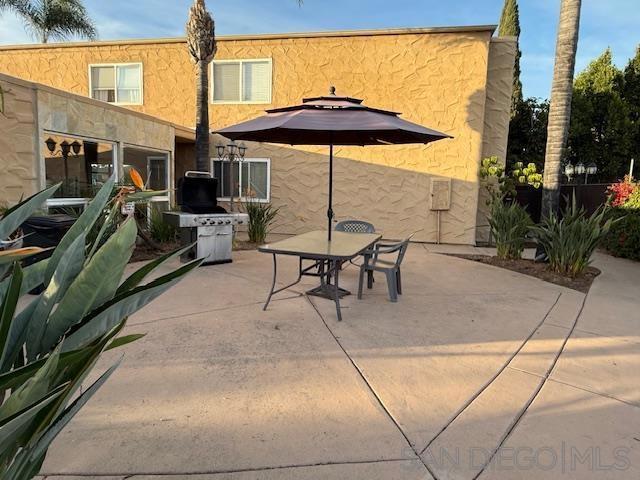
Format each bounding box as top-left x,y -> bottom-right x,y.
488,200 -> 532,260
601,208 -> 640,261
244,200 -> 279,244
623,187 -> 640,209
149,206 -> 178,243
0,178 -> 201,479
533,198 -> 613,277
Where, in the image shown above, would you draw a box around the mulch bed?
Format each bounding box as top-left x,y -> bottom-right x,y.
447,254 -> 600,293
234,240 -> 260,251
130,241 -> 181,263
130,239 -> 260,263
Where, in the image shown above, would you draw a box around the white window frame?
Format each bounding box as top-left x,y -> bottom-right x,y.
121,145 -> 171,203
211,58 -> 273,105
145,155 -> 171,202
210,157 -> 271,203
88,62 -> 144,106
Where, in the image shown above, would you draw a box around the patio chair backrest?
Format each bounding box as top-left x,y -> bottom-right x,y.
335,219 -> 375,234
386,231 -> 418,267
396,238 -> 411,266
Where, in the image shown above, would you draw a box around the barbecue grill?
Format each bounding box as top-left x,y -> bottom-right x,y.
164,171 -> 248,265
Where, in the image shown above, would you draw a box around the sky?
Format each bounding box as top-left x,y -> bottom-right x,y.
0,0 -> 639,99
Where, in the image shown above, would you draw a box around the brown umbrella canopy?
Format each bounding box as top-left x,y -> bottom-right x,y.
215,88 -> 452,240
216,87 -> 452,146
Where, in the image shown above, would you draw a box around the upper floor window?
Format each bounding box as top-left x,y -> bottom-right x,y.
89,63 -> 143,105
212,59 -> 272,104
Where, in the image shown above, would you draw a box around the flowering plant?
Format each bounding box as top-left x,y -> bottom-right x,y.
606,175 -> 637,207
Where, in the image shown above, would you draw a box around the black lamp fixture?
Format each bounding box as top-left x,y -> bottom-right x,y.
44,137 -> 83,181
215,141 -> 247,212
44,137 -> 83,158
71,140 -> 82,155
60,140 -> 71,157
585,162 -> 597,184
45,137 -> 57,153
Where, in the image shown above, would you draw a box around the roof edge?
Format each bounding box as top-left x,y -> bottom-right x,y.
0,71 -> 194,134
0,25 -> 497,51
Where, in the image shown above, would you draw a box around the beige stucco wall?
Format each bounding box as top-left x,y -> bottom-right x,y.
476,38 -> 517,243
0,77 -> 39,205
0,28 -> 514,244
37,89 -> 175,152
0,72 -> 180,206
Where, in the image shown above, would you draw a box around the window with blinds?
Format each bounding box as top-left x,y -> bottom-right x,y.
212,59 -> 272,104
89,63 -> 143,105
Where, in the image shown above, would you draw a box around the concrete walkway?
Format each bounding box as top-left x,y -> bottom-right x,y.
38,246 -> 639,479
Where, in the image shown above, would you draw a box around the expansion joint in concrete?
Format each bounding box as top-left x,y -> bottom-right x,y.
419,291 -> 563,456
304,294 -> 438,480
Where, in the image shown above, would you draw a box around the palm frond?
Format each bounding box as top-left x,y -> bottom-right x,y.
11,0 -> 97,43
186,0 -> 216,64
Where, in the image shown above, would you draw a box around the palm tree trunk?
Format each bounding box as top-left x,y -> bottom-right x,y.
195,60 -> 210,172
541,0 -> 582,218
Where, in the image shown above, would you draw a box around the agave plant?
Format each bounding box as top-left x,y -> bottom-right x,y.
244,200 -> 279,244
533,195 -> 613,277
0,177 -> 201,479
488,200 -> 532,260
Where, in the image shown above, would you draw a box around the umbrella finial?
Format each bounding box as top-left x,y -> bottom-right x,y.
329,86 -> 336,96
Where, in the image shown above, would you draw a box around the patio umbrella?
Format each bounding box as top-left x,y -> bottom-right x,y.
216,87 -> 452,240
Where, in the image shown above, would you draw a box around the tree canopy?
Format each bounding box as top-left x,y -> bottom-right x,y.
508,46 -> 640,183
567,48 -> 634,181
498,0 -> 523,116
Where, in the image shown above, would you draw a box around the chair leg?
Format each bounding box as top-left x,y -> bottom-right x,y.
358,266 -> 365,299
396,267 -> 402,295
385,271 -> 398,302
367,270 -> 374,289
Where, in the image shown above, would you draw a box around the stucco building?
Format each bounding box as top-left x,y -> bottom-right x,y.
0,26 -> 515,244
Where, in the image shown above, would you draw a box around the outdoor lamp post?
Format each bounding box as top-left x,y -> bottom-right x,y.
585,162 -> 597,184
564,162 -> 575,183
45,137 -> 82,187
215,141 -> 247,212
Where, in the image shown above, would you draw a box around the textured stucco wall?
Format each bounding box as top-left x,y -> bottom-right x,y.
37,89 -> 175,152
0,29 -> 510,244
476,38 -> 517,243
0,76 -> 39,204
0,72 -> 178,206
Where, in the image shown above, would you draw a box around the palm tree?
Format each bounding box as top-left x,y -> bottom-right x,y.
186,0 -> 216,173
5,0 -> 96,43
541,0 -> 582,217
0,0 -> 25,11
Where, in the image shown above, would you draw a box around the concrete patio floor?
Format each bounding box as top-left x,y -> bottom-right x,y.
38,244 -> 639,480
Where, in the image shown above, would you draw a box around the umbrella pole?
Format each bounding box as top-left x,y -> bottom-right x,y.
327,143 -> 333,241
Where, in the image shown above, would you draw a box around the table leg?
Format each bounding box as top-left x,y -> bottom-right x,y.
263,253 -> 278,311
319,259 -> 328,286
264,255 -> 307,310
332,259 -> 343,321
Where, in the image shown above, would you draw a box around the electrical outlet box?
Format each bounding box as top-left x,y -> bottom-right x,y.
430,178 -> 451,211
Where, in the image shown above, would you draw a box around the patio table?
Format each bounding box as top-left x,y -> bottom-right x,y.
258,230 -> 382,321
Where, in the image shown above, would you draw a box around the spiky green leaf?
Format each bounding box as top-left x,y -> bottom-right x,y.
44,175 -> 115,283
40,218 -> 136,353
